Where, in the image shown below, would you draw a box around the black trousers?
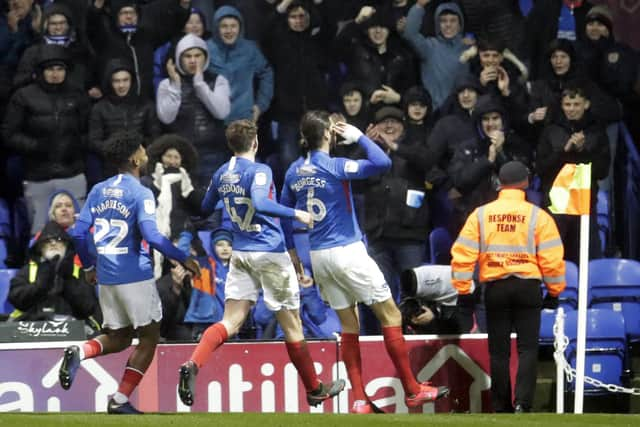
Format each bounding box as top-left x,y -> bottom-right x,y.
484,277 -> 543,412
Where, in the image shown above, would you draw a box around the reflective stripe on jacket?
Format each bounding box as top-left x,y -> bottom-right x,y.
451,189 -> 566,296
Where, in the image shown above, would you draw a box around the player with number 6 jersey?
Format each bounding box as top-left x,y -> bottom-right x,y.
281,111 -> 450,414
178,120 -> 345,408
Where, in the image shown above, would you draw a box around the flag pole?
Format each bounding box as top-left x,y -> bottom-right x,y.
573,213 -> 590,413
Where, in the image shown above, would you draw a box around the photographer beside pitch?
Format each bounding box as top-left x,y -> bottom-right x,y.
451,161 -> 566,413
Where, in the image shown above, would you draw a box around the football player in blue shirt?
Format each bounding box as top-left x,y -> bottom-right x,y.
58,131 -> 201,414
281,111 -> 449,413
178,119 -> 345,408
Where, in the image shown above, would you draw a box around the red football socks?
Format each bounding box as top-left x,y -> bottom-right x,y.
190,323 -> 229,369
340,333 -> 367,401
285,340 -> 321,392
382,326 -> 420,395
117,366 -> 144,397
82,339 -> 103,359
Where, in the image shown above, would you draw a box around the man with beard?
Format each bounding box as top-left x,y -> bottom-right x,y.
281,111 -> 449,413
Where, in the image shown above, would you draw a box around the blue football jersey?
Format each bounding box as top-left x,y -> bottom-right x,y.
202,157 -> 292,252
282,153 -> 364,250
79,174 -> 156,285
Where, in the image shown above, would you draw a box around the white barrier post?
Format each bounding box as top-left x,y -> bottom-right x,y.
555,307 -> 565,414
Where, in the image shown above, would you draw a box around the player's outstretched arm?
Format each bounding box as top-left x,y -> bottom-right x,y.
139,220 -> 201,277
251,165 -> 296,219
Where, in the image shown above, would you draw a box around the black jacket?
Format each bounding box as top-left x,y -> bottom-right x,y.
525,0 -> 593,80
89,58 -> 160,159
536,111 -> 610,208
86,0 -> 190,99
336,21 -> 416,96
8,221 -> 99,321
13,3 -> 96,92
3,46 -> 90,181
262,8 -> 328,119
447,96 -> 532,233
364,131 -> 437,242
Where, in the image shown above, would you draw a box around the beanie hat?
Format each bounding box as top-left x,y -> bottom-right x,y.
211,228 -> 233,245
498,161 -> 529,188
586,5 -> 614,34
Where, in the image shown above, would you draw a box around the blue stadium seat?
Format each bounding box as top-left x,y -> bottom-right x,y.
525,189 -> 542,206
428,227 -> 452,265
558,260 -> 579,310
563,308 -> 627,394
0,268 -> 18,314
588,258 -> 640,342
539,307 -> 575,346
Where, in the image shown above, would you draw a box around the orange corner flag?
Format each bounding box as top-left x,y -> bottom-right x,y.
549,163 -> 591,215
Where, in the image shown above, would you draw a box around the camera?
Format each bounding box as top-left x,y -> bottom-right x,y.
400,264 -> 462,306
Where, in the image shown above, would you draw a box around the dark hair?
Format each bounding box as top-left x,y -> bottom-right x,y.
225,120 -> 257,153
561,84 -> 589,101
299,110 -> 332,152
102,131 -> 144,170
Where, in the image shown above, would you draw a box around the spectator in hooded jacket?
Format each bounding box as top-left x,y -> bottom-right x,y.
153,7 -> 211,94
525,0 -> 593,81
403,85 -> 434,145
447,94 -> 532,236
337,81 -> 372,132
536,85 -> 609,264
402,0 -> 469,111
335,6 -> 416,103
262,0 -> 329,185
88,58 -> 160,184
526,39 -> 622,133
576,5 -> 640,142
3,44 -> 90,236
86,0 -> 191,100
424,73 -> 481,193
156,33 -> 231,187
207,5 -> 273,123
8,220 -> 100,323
13,2 -> 98,97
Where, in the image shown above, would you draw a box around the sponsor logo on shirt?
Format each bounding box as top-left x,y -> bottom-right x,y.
221,172 -> 241,184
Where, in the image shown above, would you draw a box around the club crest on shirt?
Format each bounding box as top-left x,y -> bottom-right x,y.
344,160 -> 359,173
255,172 -> 268,186
144,199 -> 155,214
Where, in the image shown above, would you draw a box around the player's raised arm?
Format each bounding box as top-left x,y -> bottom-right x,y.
332,122 -> 391,178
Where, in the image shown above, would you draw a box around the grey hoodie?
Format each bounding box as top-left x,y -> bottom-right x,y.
156,33 -> 230,124
403,2 -> 469,110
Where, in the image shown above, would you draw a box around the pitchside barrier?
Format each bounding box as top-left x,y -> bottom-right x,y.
0,334 -> 516,413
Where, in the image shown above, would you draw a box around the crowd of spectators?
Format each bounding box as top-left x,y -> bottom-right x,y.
1,0 -> 639,339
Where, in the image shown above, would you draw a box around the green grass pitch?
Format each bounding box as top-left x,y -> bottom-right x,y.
1,413 -> 639,427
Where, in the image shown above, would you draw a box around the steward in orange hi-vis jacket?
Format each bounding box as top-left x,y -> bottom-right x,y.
450,161 -> 565,414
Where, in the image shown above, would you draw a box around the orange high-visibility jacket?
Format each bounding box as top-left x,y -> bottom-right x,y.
451,189 -> 566,296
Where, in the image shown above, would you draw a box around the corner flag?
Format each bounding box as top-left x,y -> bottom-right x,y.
548,163 -> 592,215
